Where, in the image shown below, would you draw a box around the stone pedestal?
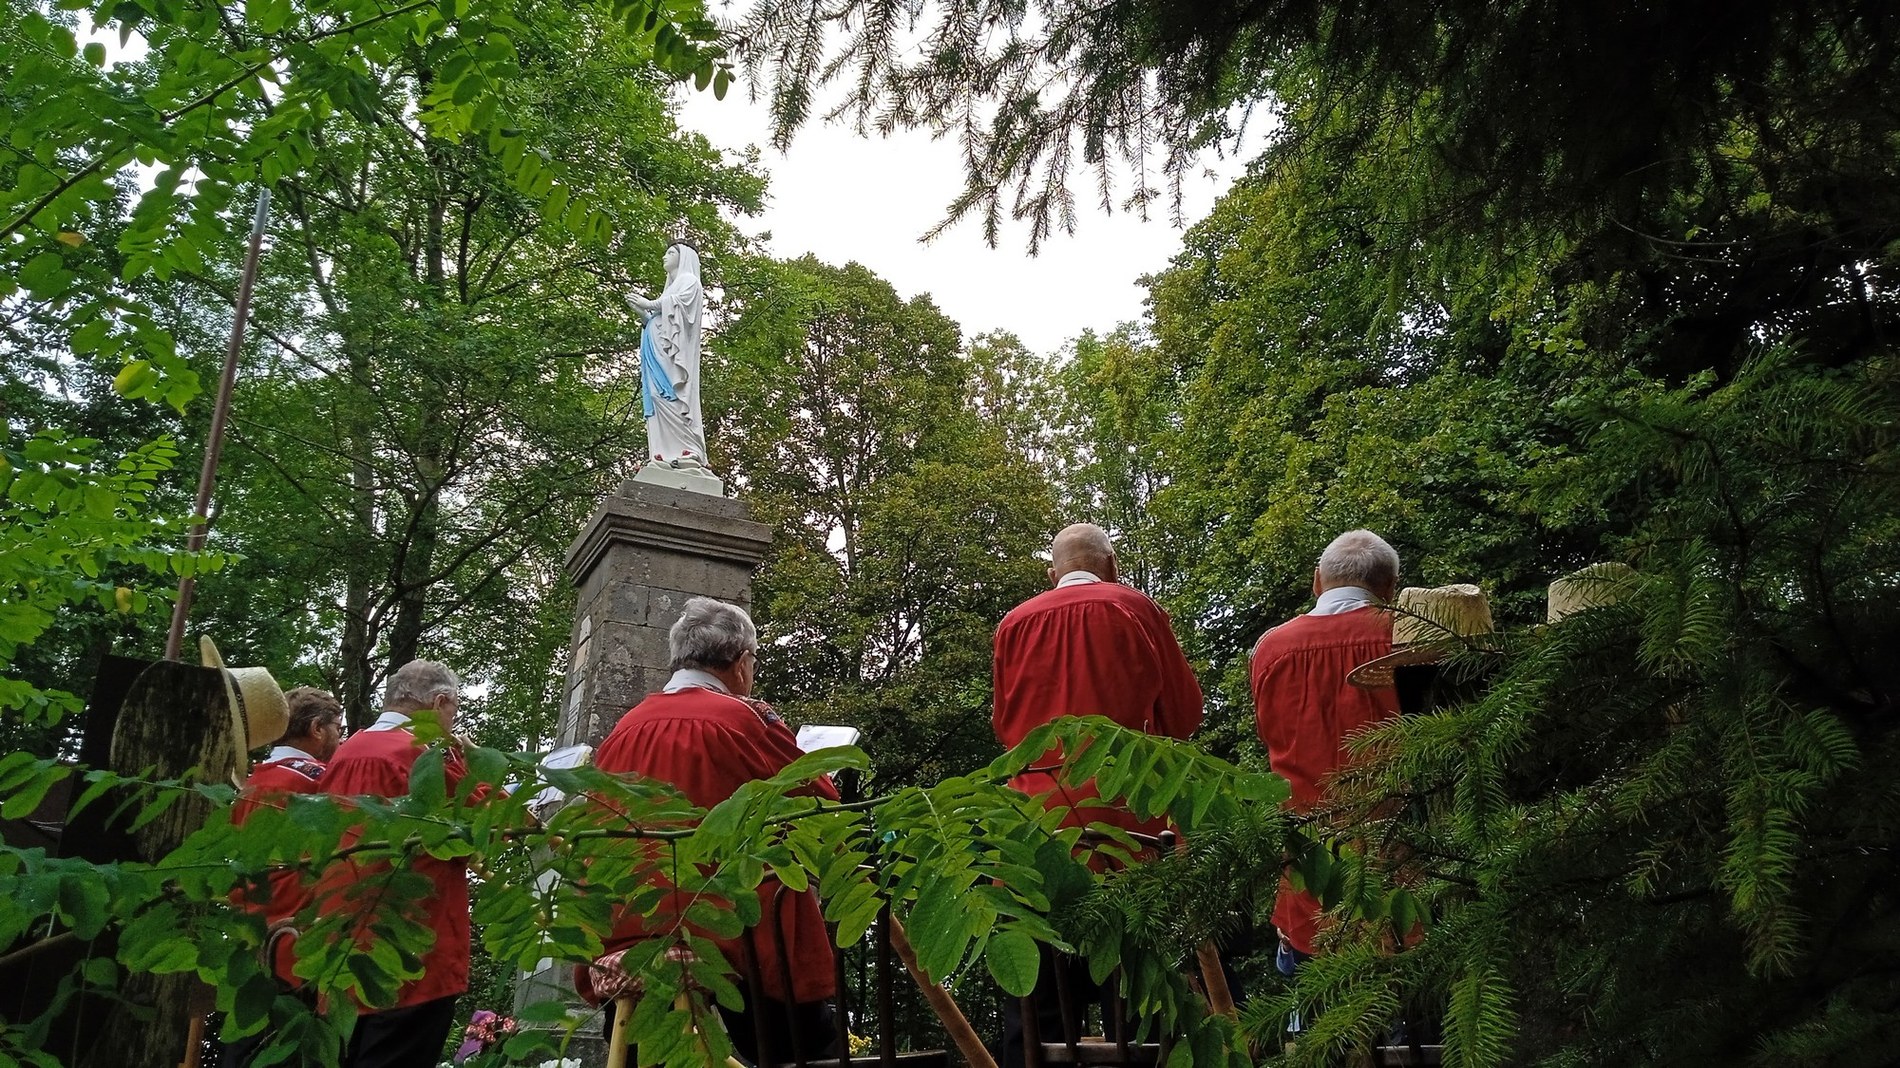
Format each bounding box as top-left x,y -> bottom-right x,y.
514,479 -> 772,1052
555,479 -> 773,749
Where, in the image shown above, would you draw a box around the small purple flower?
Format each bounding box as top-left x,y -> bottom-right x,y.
454,1009 -> 519,1063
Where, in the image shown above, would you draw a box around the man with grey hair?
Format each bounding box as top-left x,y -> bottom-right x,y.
582,597 -> 843,1067
315,659 -> 491,1068
1250,530 -> 1401,996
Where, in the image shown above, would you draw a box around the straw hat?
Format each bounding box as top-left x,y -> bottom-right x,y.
199,635 -> 289,754
1348,584 -> 1496,688
1546,562 -> 1637,622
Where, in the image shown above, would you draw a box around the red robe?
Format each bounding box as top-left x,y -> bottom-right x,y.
992,579 -> 1204,836
1250,606 -> 1398,954
233,753 -> 326,983
313,726 -> 477,1010
585,686 -> 840,1005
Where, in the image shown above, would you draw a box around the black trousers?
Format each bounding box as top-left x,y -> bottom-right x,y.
343,996 -> 458,1068
605,993 -> 841,1067
994,949 -> 1136,1068
720,996 -> 842,1067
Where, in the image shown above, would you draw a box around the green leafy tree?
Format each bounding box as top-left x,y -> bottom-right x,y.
711,256 -> 1059,789
160,0 -> 767,728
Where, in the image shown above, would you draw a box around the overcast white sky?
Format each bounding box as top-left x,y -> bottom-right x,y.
674,87 -> 1255,356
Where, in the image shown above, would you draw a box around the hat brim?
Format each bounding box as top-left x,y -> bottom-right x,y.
1349,637 -> 1503,689
1347,643 -> 1450,689
200,634 -> 259,779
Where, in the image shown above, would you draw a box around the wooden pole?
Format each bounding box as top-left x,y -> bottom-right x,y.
1175,835 -> 1237,1018
1197,941 -> 1236,1018
606,995 -> 634,1068
178,1014 -> 204,1068
164,186 -> 271,660
886,916 -> 998,1068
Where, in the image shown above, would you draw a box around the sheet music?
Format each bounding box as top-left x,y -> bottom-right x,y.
795,724 -> 862,753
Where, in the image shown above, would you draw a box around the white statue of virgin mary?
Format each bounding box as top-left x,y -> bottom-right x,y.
625,243 -> 709,471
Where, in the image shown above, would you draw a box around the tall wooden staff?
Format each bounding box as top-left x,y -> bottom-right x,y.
163,187 -> 271,661
163,187 -> 269,1068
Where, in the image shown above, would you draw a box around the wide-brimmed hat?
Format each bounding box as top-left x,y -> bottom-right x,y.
1348,583 -> 1497,688
199,635 -> 289,755
1546,562 -> 1637,622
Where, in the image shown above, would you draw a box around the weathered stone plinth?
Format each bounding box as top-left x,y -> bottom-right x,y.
554,479 -> 772,749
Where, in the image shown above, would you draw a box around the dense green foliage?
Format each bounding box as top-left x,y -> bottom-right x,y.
712,258 -> 1058,787
940,0 -> 1900,1063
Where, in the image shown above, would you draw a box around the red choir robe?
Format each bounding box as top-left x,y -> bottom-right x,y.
233,751 -> 326,984
992,578 -> 1205,837
312,724 -> 481,1010
1250,606 -> 1398,954
581,685 -> 840,1006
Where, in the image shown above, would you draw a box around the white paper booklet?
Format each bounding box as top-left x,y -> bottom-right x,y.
795,724 -> 862,753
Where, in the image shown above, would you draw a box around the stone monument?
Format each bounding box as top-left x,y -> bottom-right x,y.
553,479 -> 771,750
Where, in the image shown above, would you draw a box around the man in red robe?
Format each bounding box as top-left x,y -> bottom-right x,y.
993,522 -> 1204,831
224,687 -> 343,1067
991,522 -> 1204,1066
314,660 -> 488,1068
582,597 -> 841,1067
1250,529 -> 1400,1002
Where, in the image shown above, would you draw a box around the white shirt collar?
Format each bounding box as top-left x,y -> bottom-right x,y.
1055,570 -> 1103,588
266,744 -> 321,763
1310,586 -> 1382,616
662,668 -> 731,694
367,710 -> 412,732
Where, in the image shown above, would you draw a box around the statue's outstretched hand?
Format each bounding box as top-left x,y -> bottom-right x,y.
625,291 -> 656,314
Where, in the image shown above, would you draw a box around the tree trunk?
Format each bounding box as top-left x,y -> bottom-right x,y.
339,340 -> 380,730
76,661 -> 242,1068
386,489 -> 439,670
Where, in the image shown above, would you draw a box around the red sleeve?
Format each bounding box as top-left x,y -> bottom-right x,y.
991,611 -> 1037,747
442,744 -> 503,804
759,718 -> 841,802
1138,596 -> 1204,740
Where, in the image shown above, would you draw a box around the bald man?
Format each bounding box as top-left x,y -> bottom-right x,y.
991,524 -> 1203,1065
993,524 -> 1204,823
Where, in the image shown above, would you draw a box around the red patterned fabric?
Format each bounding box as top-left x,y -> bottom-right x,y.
583,686 -> 840,1005
992,579 -> 1204,835
1250,606 -> 1398,954
313,727 -> 478,1010
233,755 -> 325,983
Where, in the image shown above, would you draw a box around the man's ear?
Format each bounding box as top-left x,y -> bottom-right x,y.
1312,568 -> 1324,598
1102,555 -> 1119,584
1047,566 -> 1058,587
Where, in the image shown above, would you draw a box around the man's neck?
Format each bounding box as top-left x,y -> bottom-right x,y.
268,742 -> 322,762
1311,585 -> 1382,616
664,667 -> 737,695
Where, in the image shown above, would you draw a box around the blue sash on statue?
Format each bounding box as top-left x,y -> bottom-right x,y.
639,310 -> 678,419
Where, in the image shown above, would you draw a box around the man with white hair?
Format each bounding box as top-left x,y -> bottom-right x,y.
991,523 -> 1203,1068
315,660 -> 487,1068
1250,530 -> 1402,980
581,597 -> 842,1067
